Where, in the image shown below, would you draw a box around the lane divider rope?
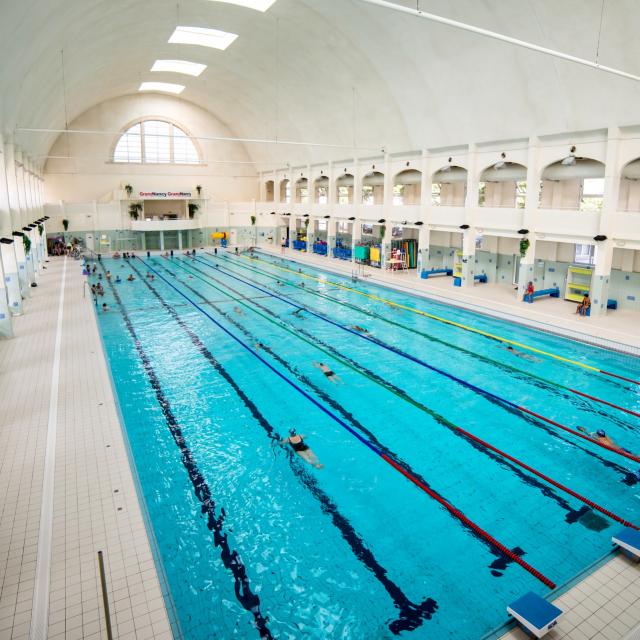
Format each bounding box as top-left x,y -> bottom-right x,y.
215,253 -> 640,420
139,257 -> 557,590
239,252 -> 640,386
201,258 -> 640,465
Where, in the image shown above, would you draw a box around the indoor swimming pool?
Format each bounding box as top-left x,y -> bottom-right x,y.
92,250 -> 640,640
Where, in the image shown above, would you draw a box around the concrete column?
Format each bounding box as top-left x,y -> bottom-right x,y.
141,232 -> 146,251
418,150 -> 432,277
0,248 -> 13,336
590,127 -> 621,316
591,240 -> 613,316
307,165 -> 313,216
383,153 -> 393,216
327,162 -> 335,208
380,223 -> 391,270
459,228 -> 478,287
327,218 -> 338,258
517,237 -> 537,300
159,230 -> 165,252
288,216 -> 296,254
4,141 -> 22,231
1,240 -> 21,316
351,218 -> 362,263
11,231 -> 29,299
178,231 -> 183,250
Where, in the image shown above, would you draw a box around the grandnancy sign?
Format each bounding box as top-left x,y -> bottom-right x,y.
138,191 -> 192,199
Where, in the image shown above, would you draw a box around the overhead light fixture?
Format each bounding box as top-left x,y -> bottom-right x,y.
440,156 -> 453,172
561,145 -> 577,166
415,221 -> 424,226
459,224 -> 470,230
593,234 -> 607,241
494,152 -> 507,170
206,0 -> 277,11
348,216 -> 356,221
151,60 -> 207,76
139,82 -> 185,94
0,238 -> 14,244
169,26 -> 238,50
517,228 -> 529,235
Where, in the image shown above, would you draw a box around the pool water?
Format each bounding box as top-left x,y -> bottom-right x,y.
93,250 -> 640,640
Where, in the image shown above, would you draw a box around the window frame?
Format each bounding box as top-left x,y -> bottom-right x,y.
112,118 -> 202,165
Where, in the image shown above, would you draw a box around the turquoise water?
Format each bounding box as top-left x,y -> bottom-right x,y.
92,250 -> 640,640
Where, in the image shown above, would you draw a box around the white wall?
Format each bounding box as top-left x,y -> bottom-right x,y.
43,94 -> 258,205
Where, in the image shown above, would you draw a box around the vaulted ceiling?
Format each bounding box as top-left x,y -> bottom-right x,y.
2,0 -> 640,169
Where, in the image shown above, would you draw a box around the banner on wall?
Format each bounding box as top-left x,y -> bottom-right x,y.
138,191 -> 192,199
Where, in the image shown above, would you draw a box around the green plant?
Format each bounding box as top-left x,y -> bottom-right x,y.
128,202 -> 143,220
196,184 -> 202,196
38,224 -> 43,236
304,218 -> 310,229
519,237 -> 530,258
62,218 -> 69,231
250,215 -> 256,226
188,203 -> 199,219
379,224 -> 386,240
124,184 -> 133,197
23,234 -> 31,255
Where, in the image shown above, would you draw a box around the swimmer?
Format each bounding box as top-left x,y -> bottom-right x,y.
101,302 -> 108,312
280,429 -> 323,469
233,306 -> 244,316
115,275 -> 122,284
292,308 -> 304,318
577,427 -> 621,449
254,342 -> 265,352
127,274 -> 134,282
504,344 -> 542,363
105,271 -> 111,280
351,325 -> 369,334
313,362 -> 342,384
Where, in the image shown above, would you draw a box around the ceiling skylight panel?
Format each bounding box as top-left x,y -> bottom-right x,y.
168,26 -> 238,50
151,60 -> 207,76
139,82 -> 185,94
206,0 -> 277,11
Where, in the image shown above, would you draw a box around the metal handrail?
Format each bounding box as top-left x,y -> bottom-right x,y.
97,551 -> 114,640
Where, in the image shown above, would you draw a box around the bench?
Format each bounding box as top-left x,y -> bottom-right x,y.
453,274 -> 487,287
292,240 -> 307,251
585,299 -> 617,316
524,287 -> 560,303
507,592 -> 563,638
332,246 -> 352,260
421,268 -> 453,279
312,242 -> 327,256
612,527 -> 640,561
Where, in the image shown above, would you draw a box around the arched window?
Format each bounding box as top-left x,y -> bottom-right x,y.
113,119 -> 200,164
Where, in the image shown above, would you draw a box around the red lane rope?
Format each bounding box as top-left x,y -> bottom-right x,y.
457,432 -> 639,531
570,389 -> 640,419
381,454 -> 557,589
517,406 -> 640,464
601,370 -> 640,386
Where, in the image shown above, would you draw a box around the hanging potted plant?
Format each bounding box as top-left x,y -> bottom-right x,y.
124,184 -> 133,197
23,235 -> 31,255
62,218 -> 69,232
196,185 -> 202,197
379,224 -> 386,243
519,237 -> 530,258
188,203 -> 200,219
38,224 -> 44,236
250,215 -> 256,226
128,202 -> 143,220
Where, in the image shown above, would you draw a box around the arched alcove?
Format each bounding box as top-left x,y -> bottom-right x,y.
478,162 -> 527,208
431,165 -> 467,206
393,169 -> 422,205
540,157 -> 605,211
619,158 -> 640,211
264,180 -> 274,202
295,177 -> 309,204
336,173 -> 354,204
362,171 -> 384,205
279,179 -> 291,204
314,176 -> 329,204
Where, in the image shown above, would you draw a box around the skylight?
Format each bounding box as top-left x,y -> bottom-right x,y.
138,82 -> 185,95
168,26 -> 238,50
206,0 -> 277,11
151,60 -> 207,77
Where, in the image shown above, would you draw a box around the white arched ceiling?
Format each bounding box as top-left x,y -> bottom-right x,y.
3,0 -> 640,171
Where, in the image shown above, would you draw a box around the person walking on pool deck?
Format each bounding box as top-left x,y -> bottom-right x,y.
314,362 -> 342,384
280,429 -> 323,469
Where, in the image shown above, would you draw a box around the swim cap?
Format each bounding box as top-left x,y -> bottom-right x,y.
289,428 -> 296,436
596,429 -> 606,438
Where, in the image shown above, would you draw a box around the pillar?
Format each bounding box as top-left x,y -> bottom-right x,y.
590,127 -> 621,316
417,150 -> 432,277
0,249 -> 13,336
351,219 -> 362,263
1,240 -> 23,314
516,237 -> 537,300
288,216 -> 296,253
12,231 -> 30,298
460,228 -> 478,287
380,223 -> 391,270
305,218 -> 314,251
459,144 -> 480,287
327,218 -> 338,258
178,231 -> 183,250
416,226 -> 431,275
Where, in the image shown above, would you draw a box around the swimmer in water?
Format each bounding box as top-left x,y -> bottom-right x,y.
504,344 -> 542,363
280,429 -> 323,469
577,427 -> 622,450
234,306 -> 244,315
313,362 -> 342,384
351,325 -> 369,334
292,308 -> 304,318
254,342 -> 265,352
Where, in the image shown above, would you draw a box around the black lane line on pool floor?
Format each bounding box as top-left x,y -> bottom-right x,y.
171,259 -> 621,536
207,258 -> 640,454
128,259 -> 439,635
250,253 -> 639,392
214,253 -> 637,431
199,257 -> 640,482
189,258 -> 639,488
99,264 -> 274,640
143,258 -> 559,591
